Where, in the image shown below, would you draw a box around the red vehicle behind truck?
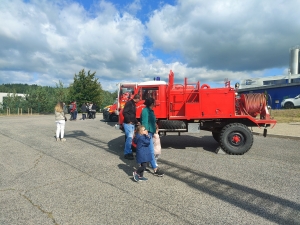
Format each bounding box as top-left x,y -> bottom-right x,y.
103,83 -> 137,122
119,70 -> 277,155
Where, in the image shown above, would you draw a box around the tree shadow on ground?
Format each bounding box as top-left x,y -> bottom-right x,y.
159,159 -> 300,224
99,119 -> 118,128
107,133 -> 299,224
60,128 -> 300,224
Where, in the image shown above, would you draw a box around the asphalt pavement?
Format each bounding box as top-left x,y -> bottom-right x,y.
0,114 -> 299,225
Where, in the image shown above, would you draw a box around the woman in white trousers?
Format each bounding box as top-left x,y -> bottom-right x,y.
55,102 -> 66,141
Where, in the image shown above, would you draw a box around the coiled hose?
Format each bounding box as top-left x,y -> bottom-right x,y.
239,93 -> 267,118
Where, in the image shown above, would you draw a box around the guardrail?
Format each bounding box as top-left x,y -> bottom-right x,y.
6,108 -> 33,116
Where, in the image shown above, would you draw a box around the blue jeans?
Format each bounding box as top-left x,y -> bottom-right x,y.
148,132 -> 157,169
123,123 -> 135,155
74,110 -> 77,119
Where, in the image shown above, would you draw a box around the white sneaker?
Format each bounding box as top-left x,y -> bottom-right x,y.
61,138 -> 66,142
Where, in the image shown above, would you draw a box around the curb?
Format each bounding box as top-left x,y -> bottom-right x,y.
252,132 -> 300,141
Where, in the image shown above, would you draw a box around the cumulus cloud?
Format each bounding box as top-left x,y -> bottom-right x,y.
0,0 -> 146,88
147,0 -> 300,71
0,0 -> 299,91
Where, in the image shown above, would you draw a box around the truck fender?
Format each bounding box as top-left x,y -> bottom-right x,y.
201,84 -> 210,89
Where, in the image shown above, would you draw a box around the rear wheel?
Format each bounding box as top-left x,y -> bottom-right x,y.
219,123 -> 253,155
284,102 -> 294,109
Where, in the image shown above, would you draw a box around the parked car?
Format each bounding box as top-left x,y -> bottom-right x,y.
281,94 -> 300,109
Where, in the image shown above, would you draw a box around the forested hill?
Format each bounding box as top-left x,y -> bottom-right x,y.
0,83 -> 41,93
0,70 -> 117,112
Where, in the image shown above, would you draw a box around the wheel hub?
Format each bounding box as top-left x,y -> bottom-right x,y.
232,135 -> 241,143
228,132 -> 244,146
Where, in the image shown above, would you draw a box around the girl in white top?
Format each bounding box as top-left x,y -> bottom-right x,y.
153,127 -> 161,167
55,102 -> 66,142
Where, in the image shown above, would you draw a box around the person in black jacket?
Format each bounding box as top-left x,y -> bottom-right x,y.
81,103 -> 87,120
123,94 -> 140,160
91,102 -> 97,119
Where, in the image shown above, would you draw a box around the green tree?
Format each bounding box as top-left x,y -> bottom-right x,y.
100,90 -> 115,110
26,86 -> 56,113
68,69 -> 103,109
111,90 -> 118,99
55,80 -> 69,103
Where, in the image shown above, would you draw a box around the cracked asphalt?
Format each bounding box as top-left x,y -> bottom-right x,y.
0,114 -> 299,225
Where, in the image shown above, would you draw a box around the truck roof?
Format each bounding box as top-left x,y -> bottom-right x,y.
138,81 -> 167,86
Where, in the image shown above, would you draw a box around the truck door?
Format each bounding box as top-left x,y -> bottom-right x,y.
140,87 -> 161,117
168,87 -> 185,118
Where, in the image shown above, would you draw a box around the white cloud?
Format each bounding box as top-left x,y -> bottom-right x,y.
147,0 -> 300,71
125,0 -> 142,15
0,0 -> 146,90
0,0 -> 299,92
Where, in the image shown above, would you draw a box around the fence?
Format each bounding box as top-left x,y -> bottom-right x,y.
5,108 -> 33,116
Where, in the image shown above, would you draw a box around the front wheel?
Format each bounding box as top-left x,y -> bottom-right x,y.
103,110 -> 110,121
109,114 -> 119,122
219,123 -> 253,155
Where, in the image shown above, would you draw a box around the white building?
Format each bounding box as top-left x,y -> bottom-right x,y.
239,74 -> 300,89
0,92 -> 26,106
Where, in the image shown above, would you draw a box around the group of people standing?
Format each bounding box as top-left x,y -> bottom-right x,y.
80,102 -> 97,120
122,94 -> 164,182
54,101 -> 97,142
67,101 -> 97,121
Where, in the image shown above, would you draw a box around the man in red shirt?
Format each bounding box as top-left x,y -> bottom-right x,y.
70,101 -> 77,121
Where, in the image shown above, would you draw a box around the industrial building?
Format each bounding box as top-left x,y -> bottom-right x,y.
238,46 -> 300,109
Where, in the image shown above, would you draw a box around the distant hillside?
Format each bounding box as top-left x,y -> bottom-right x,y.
0,83 -> 46,93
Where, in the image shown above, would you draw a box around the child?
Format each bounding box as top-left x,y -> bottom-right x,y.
133,125 -> 152,182
153,127 -> 161,167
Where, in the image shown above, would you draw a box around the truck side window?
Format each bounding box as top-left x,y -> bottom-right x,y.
142,88 -> 158,100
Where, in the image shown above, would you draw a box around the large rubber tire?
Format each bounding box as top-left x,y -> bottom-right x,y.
109,114 -> 119,122
284,102 -> 294,109
212,132 -> 220,143
158,120 -> 186,129
103,111 -> 110,121
219,123 -> 253,155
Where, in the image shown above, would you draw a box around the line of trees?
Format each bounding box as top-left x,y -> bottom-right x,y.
0,69 -> 117,114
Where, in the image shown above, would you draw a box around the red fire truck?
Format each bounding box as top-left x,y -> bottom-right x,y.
119,70 -> 276,155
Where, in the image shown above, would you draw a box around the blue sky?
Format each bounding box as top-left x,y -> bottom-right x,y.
1,0 -> 299,91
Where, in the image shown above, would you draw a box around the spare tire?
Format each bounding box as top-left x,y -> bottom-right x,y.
158,120 -> 186,130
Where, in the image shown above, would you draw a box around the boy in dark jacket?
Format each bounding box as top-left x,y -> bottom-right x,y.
133,125 -> 152,181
